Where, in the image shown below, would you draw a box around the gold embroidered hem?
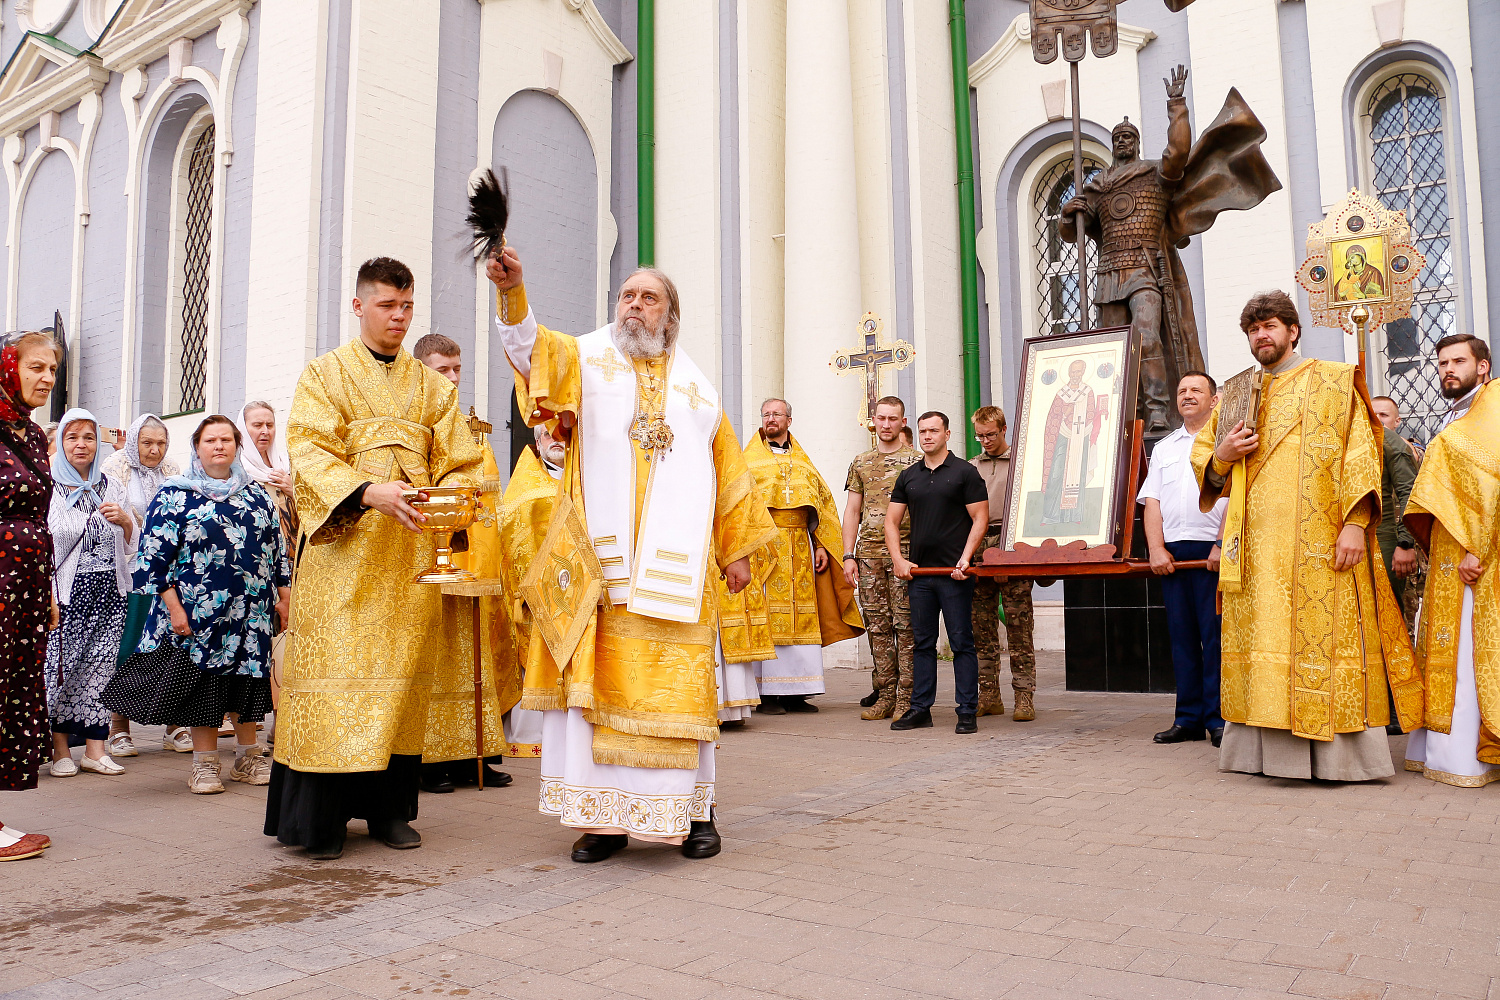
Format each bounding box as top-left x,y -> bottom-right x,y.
539,778 -> 712,836
1406,762 -> 1500,788
592,727 -> 700,769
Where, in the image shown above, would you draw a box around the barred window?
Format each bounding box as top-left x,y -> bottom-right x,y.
1032,156 -> 1103,338
174,122 -> 214,413
1363,72 -> 1453,442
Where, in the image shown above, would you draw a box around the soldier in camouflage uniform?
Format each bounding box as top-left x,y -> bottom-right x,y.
970,408 -> 1036,721
841,397 -> 920,720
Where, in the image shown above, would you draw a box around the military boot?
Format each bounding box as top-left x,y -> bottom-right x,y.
976,658 -> 1005,717
1012,691 -> 1035,722
893,689 -> 912,720
861,694 -> 896,721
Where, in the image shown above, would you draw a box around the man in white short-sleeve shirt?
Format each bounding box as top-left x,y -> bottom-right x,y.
1139,371 -> 1227,747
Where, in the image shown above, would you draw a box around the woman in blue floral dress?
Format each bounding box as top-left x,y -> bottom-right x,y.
103,415 -> 290,795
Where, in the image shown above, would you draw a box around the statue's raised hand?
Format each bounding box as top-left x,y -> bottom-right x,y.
1164,64 -> 1188,100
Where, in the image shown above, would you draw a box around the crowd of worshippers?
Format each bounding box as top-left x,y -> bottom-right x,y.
0,258 -> 1493,867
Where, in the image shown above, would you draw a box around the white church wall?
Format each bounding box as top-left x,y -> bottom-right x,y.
79,73 -> 129,424
15,146 -> 73,333
739,0 -> 785,440
475,0 -> 627,424
655,0 -> 721,387
1304,0 -> 1487,347
849,0 -> 897,354
336,0 -> 441,348
1185,0 -> 1296,386
244,0 -> 326,421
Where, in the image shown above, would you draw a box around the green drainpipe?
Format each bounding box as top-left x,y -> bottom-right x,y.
637,0 -> 656,266
948,0 -> 981,457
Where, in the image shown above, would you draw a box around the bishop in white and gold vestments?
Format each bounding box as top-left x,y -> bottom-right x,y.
490,248 -> 774,861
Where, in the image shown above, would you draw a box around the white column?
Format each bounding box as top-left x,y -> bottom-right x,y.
783,0 -> 865,488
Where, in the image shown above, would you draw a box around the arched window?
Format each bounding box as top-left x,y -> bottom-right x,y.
168,119 -> 214,413
1362,70 -> 1453,440
1031,156 -> 1103,338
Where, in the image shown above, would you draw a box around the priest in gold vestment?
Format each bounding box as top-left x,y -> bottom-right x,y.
411,333 -> 512,793
718,399 -> 863,714
489,246 -> 775,863
1192,291 -> 1419,781
265,258 -> 486,859
1403,370 -> 1498,787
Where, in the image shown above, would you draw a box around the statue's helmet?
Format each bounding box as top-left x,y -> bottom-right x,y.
1112,117 -> 1140,144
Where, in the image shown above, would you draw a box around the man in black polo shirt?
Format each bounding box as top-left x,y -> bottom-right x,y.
884,411 -> 989,734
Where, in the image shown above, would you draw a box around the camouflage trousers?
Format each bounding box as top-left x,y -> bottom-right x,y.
973,571 -> 1036,711
858,558 -> 913,711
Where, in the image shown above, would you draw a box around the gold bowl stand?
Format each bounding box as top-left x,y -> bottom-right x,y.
404,485 -> 480,585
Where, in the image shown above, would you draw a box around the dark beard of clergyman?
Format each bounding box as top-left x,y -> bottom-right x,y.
616,314 -> 676,360
1441,373 -> 1479,400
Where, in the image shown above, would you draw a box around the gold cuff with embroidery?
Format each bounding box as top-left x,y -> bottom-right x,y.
498,284 -> 529,326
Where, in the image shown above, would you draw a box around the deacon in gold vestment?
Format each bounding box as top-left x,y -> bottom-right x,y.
411,333 -> 511,793
493,426 -> 568,758
265,258 -> 485,859
1193,291 -> 1418,781
719,400 -> 863,713
489,247 -> 775,863
1403,375 -> 1498,787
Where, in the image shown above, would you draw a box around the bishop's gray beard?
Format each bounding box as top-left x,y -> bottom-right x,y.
615,315 -> 676,359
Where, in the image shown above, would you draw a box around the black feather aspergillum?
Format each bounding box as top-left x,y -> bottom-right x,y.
465,168 -> 510,263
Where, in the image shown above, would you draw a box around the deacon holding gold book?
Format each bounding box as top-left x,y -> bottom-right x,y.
1192,291 -> 1419,781
264,257 -> 485,860
488,246 -> 776,863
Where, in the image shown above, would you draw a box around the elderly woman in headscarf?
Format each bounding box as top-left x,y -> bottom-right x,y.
103,415 -> 290,795
100,413 -> 184,757
0,332 -> 60,860
235,401 -> 297,548
46,408 -> 133,777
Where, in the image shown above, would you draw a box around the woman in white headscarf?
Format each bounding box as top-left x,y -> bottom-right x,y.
46,408 -> 132,777
100,413 -> 184,756
235,402 -> 297,548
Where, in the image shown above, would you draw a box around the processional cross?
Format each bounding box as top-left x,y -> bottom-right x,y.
828,312 -> 915,436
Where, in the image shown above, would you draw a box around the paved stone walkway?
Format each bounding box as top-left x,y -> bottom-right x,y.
4,654 -> 1499,1000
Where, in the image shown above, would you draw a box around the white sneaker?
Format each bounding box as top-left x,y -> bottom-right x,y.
229,746 -> 272,785
189,758 -> 225,794
108,733 -> 139,757
49,756 -> 78,777
80,754 -> 125,775
164,728 -> 194,752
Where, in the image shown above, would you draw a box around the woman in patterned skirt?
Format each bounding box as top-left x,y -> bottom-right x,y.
46,408 -> 133,777
100,413 -> 183,757
103,415 -> 290,795
0,333 -> 60,860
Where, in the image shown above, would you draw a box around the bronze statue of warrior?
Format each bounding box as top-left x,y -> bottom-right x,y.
1061,65 -> 1281,435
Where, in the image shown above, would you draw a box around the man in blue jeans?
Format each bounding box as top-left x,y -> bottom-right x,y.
885,412 -> 989,734
1140,371 -> 1226,746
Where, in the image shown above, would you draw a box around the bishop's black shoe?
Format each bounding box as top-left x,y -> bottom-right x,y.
859,689 -> 880,708
571,833 -> 628,863
890,708 -> 933,731
682,814 -> 721,859
369,819 -> 422,850
782,697 -> 818,713
755,699 -> 786,716
419,765 -> 456,794
1210,727 -> 1224,749
1153,725 -> 1206,744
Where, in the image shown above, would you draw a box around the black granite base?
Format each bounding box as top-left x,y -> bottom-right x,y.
1063,496 -> 1176,693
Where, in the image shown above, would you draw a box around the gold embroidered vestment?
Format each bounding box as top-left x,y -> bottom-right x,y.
277,340 -> 499,772
718,432 -> 864,661
1404,381 -> 1500,755
1191,359 -> 1419,741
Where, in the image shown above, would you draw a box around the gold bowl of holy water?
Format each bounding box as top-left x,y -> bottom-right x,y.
403,484 -> 480,584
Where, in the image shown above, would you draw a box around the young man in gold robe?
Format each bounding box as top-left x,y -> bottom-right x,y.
488,246 -> 775,863
411,333 -> 512,794
1402,336 -> 1495,786
1192,290 -> 1419,781
720,399 -> 863,714
265,258 -> 487,860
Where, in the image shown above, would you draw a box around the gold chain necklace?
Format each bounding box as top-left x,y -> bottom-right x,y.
628,358 -> 675,457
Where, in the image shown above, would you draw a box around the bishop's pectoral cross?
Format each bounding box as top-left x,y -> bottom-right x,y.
829,312 -> 916,436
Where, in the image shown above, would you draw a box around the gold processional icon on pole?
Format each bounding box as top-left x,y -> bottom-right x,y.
828,312 -> 916,440
1294,189 -> 1426,375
